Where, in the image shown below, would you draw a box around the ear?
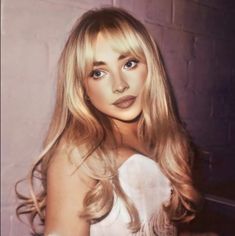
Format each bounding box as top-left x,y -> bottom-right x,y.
84,93 -> 90,101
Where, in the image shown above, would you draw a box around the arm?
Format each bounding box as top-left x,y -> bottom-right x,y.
44,146 -> 96,236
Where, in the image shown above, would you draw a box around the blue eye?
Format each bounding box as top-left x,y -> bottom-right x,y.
90,70 -> 106,79
123,59 -> 139,70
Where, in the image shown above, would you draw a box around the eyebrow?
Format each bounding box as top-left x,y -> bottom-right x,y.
93,54 -> 130,67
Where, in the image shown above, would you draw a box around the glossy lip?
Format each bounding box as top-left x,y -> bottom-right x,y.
112,95 -> 136,109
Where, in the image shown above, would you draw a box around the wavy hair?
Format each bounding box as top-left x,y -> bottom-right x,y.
16,7 -> 201,234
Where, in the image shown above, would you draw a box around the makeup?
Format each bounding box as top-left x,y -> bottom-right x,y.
112,95 -> 136,109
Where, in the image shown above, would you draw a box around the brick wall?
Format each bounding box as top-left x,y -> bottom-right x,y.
121,0 -> 235,196
2,0 -> 235,235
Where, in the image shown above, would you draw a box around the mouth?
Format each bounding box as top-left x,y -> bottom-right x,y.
112,95 -> 136,109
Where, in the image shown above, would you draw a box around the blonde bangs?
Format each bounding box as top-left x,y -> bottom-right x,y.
75,21 -> 147,84
76,33 -> 96,81
102,24 -> 145,61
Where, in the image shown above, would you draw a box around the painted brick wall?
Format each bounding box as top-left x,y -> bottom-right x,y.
2,0 -> 235,235
118,0 -> 235,196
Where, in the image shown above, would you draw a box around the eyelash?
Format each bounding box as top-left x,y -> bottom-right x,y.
123,59 -> 139,70
90,59 -> 140,80
90,70 -> 106,80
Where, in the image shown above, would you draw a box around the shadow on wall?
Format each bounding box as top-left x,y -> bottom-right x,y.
179,195 -> 235,235
150,1 -> 235,234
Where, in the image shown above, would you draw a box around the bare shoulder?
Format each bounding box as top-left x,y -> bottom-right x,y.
48,143 -> 96,187
45,143 -> 96,236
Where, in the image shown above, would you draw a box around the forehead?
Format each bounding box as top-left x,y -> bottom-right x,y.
94,33 -> 112,55
92,31 -> 144,62
93,33 -> 127,61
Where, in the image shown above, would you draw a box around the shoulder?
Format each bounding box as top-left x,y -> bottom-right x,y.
45,143 -> 96,235
48,143 -> 96,188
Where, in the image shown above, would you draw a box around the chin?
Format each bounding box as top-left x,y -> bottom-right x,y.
111,111 -> 142,123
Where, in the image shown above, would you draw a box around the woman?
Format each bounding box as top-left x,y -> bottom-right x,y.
16,7 -> 201,236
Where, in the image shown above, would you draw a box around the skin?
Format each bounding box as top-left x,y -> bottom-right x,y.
85,33 -> 147,124
45,33 -> 148,236
86,33 -> 148,155
45,145 -> 94,236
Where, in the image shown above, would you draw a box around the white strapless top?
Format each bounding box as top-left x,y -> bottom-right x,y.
90,154 -> 177,236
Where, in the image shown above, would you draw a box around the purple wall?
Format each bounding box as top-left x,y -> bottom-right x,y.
2,0 -> 235,235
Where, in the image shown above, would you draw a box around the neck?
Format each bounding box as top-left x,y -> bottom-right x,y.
112,115 -> 139,138
112,118 -> 149,156
114,120 -> 138,137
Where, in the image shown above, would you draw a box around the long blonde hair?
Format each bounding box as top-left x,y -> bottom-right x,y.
16,7 -> 201,234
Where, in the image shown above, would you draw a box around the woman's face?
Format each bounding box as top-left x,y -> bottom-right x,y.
85,33 -> 147,123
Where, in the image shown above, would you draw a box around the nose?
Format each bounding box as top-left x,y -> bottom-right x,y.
112,72 -> 129,94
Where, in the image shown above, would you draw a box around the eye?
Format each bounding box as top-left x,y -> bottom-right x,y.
90,69 -> 106,79
123,59 -> 139,70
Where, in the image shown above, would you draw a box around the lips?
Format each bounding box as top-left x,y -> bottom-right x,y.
112,95 -> 136,109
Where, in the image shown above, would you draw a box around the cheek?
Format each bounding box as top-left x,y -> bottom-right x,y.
129,68 -> 147,90
86,81 -> 110,107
